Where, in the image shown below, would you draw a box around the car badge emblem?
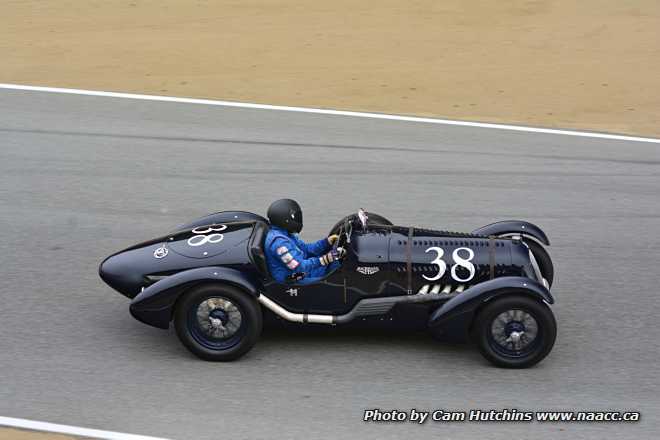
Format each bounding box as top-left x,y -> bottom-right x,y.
153,245 -> 168,259
286,288 -> 298,296
357,266 -> 379,275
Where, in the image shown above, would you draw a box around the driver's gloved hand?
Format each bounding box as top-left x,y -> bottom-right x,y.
320,247 -> 346,266
327,234 -> 339,245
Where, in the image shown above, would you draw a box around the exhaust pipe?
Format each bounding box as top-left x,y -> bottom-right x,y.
257,286 -> 463,325
257,294 -> 333,324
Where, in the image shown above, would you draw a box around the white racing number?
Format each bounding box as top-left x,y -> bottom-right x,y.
423,246 -> 476,283
187,224 -> 227,247
422,247 -> 446,281
451,247 -> 476,282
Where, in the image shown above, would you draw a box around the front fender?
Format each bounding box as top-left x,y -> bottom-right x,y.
129,267 -> 262,329
471,220 -> 550,245
427,277 -> 553,341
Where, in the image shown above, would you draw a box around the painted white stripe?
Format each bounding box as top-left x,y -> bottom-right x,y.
0,416 -> 171,440
1,83 -> 658,144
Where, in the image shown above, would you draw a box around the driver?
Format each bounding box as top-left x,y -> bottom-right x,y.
264,199 -> 345,285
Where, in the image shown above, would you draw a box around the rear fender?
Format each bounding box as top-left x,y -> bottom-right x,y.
129,266 -> 262,329
471,220 -> 550,245
427,276 -> 553,341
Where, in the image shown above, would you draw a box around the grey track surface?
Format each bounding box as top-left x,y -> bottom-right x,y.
1,89 -> 659,440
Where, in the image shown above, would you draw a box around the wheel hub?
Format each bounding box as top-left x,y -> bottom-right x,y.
490,309 -> 538,353
209,308 -> 228,324
507,330 -> 524,345
195,297 -> 243,339
505,321 -> 525,335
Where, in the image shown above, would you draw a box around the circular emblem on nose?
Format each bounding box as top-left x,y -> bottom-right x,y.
153,245 -> 168,259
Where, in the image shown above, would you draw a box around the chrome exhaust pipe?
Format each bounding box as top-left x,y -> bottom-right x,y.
257,294 -> 333,324
257,287 -> 462,326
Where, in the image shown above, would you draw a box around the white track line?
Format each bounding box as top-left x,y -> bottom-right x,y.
0,416 -> 171,440
1,83 -> 659,144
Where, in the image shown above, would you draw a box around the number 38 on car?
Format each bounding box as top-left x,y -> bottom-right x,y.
99,209 -> 556,368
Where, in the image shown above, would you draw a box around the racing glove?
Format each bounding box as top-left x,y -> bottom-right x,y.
319,247 -> 346,266
327,234 -> 340,245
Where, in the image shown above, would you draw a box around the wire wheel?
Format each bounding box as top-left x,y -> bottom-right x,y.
488,309 -> 539,357
473,295 -> 556,368
189,296 -> 245,350
175,284 -> 262,361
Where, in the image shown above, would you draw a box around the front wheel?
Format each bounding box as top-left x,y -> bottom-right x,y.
472,295 -> 556,368
174,284 -> 262,361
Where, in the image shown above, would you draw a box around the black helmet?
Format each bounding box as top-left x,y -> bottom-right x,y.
267,199 -> 303,233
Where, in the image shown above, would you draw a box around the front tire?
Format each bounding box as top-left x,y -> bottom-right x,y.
472,295 -> 556,368
174,284 -> 262,361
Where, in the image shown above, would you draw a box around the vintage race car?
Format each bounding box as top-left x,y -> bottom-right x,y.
99,209 -> 556,368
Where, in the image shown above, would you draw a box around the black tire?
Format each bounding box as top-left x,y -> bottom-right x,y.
174,284 -> 262,361
328,212 -> 393,235
525,239 -> 554,287
472,295 -> 556,368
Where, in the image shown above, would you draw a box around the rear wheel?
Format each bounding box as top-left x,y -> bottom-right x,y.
174,284 -> 262,361
472,295 -> 556,368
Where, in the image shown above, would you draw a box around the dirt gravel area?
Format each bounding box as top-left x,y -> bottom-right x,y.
1,0 -> 659,136
0,428 -> 80,440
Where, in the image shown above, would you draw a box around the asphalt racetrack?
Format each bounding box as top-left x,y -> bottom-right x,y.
1,89 -> 659,439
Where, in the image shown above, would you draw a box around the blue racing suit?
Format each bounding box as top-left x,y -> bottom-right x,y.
265,226 -> 340,285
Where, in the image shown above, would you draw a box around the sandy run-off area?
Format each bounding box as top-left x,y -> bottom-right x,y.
0,427 -> 81,440
1,0 -> 659,137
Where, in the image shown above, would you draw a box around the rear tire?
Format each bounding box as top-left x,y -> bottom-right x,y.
472,295 -> 556,368
174,284 -> 262,361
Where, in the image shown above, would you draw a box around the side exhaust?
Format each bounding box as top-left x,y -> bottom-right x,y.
257,295 -> 333,324
257,285 -> 463,325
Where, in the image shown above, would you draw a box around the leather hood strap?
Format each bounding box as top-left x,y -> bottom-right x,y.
406,227 -> 414,294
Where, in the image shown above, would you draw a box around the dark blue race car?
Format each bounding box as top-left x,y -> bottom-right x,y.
99,209 -> 556,368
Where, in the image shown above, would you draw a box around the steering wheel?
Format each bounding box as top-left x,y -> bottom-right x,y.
332,218 -> 351,253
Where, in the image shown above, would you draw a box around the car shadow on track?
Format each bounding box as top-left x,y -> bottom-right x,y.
113,312 -> 482,366
258,323 -> 475,357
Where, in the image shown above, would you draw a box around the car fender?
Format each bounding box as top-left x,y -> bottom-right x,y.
471,220 -> 550,245
129,266 -> 262,329
427,277 -> 553,341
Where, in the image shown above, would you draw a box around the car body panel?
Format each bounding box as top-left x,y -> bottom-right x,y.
388,227 -> 517,294
167,222 -> 253,259
99,221 -> 256,299
174,210 -> 268,231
